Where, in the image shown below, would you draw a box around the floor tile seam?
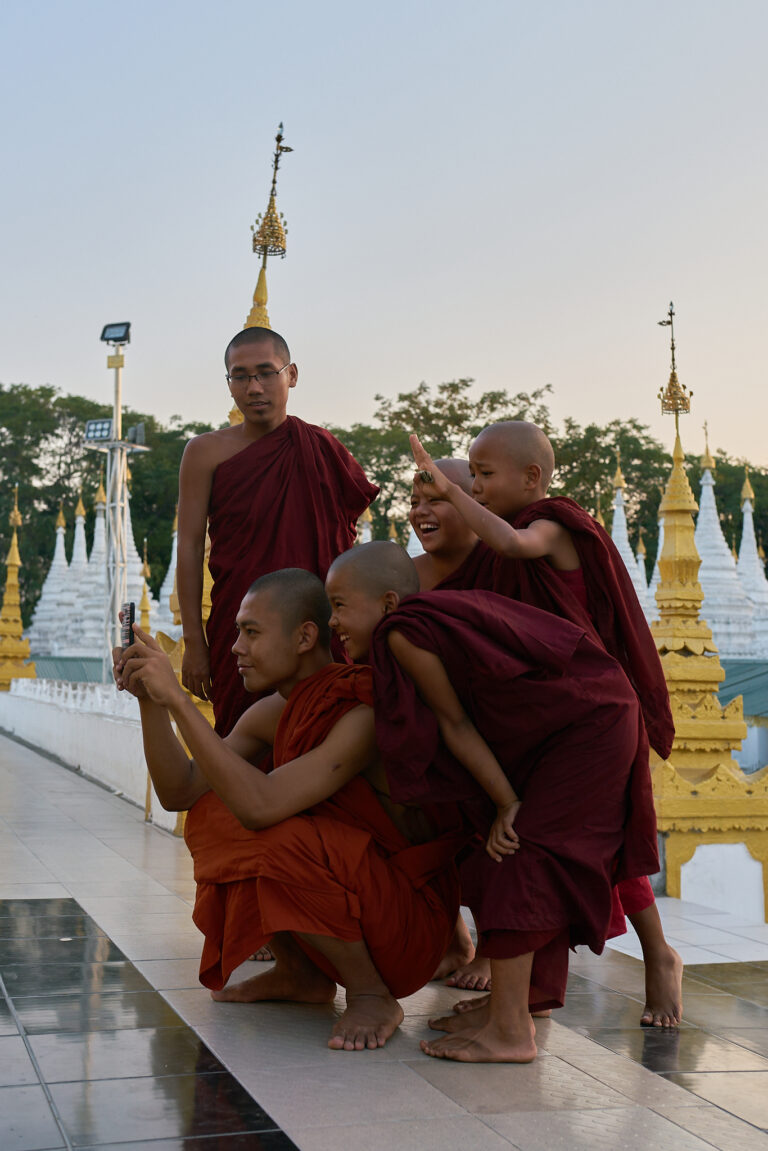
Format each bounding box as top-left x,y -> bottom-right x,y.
0,970 -> 75,1150
648,1097 -> 768,1139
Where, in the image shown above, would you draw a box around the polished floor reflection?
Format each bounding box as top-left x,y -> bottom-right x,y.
0,898 -> 297,1149
2,732 -> 768,1150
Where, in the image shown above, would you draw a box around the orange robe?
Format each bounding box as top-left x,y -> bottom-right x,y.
184,663 -> 460,996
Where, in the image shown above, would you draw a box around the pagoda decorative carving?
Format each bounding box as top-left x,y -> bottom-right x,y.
0,487 -> 36,690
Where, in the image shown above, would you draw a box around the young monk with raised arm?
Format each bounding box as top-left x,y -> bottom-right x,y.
177,327 -> 377,736
326,542 -> 650,1063
410,425 -> 683,1028
114,568 -> 459,1052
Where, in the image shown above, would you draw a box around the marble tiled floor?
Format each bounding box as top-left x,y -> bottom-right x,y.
1,731 -> 768,1150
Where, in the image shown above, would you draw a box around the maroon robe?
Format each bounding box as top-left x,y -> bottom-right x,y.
371,591 -> 655,1010
206,416 -> 378,735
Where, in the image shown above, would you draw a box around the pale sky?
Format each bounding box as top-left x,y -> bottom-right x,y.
1,0 -> 766,466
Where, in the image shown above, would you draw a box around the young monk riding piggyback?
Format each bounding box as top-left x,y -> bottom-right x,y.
326,542 -> 651,1063
409,423 -> 683,1029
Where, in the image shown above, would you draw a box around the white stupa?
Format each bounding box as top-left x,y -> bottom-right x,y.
694,433 -> 756,657
154,506 -> 181,639
635,531 -> 653,624
125,492 -> 159,630
609,455 -> 650,618
356,506 -> 373,546
77,480 -> 108,654
25,504 -> 78,655
648,494 -> 664,621
736,468 -> 768,657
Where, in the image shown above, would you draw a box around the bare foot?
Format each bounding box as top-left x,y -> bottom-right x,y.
328,992 -> 404,1051
640,945 -> 683,1028
531,1008 -> 552,1018
211,961 -> 336,1004
444,956 -> 492,991
453,992 -> 491,1015
421,1019 -> 537,1063
250,945 -> 275,962
429,1003 -> 491,1033
432,916 -> 475,980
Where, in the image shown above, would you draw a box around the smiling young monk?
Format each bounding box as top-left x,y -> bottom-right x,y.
114,568 -> 459,1052
326,542 -> 650,1063
410,426 -> 683,1029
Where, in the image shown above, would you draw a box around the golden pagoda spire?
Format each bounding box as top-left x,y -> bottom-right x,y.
245,123 -> 293,330
742,465 -> 756,503
95,471 -> 106,506
0,486 -> 36,690
594,487 -> 605,527
637,527 -> 646,557
759,535 -> 766,562
75,488 -> 86,518
612,448 -> 626,490
388,519 -> 398,541
657,302 -> 692,439
172,503 -> 179,533
141,537 -> 151,581
55,500 -> 65,530
701,420 -> 716,471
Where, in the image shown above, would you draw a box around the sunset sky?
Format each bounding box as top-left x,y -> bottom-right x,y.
1,0 -> 766,468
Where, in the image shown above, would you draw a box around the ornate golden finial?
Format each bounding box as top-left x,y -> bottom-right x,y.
594,487 -> 605,527
612,448 -> 626,491
10,486 -> 22,530
139,578 -> 152,632
637,527 -> 646,556
388,519 -> 398,541
245,123 -> 293,330
657,302 -> 692,436
700,420 -> 716,471
742,465 -> 755,503
75,488 -> 86,518
141,537 -> 151,581
55,500 -> 65,530
95,471 -> 106,505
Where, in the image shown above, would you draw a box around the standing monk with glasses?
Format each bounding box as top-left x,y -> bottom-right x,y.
177,327 -> 378,736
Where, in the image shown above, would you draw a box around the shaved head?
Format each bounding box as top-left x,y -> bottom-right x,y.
434,458 -> 472,494
246,568 -> 331,647
472,422 -> 555,489
328,542 -> 419,599
225,327 -> 291,368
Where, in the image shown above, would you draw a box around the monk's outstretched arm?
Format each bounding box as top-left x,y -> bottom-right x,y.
409,434 -> 565,561
136,697 -> 211,811
177,437 -> 214,700
118,627 -> 377,829
387,630 -> 521,861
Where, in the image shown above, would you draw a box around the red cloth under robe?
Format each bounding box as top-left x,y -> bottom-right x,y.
371,591 -> 655,1010
206,417 -> 378,735
184,662 -> 460,996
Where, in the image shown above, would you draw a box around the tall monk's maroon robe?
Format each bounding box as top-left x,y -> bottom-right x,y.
371,591 -> 654,1010
185,663 -> 460,996
207,417 -> 378,735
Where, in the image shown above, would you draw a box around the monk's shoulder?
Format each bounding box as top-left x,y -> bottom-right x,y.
182,426 -> 249,471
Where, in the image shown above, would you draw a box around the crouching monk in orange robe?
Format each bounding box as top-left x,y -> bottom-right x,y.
114,568 -> 460,1052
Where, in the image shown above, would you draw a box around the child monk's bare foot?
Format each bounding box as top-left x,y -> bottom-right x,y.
640,945 -> 683,1028
429,1002 -> 491,1033
432,915 -> 475,980
453,992 -> 491,1014
250,945 -> 275,962
328,992 -> 404,1051
211,953 -> 336,1004
421,1018 -> 537,1063
444,955 -> 492,991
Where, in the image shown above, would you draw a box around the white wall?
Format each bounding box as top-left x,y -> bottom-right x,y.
0,680 -> 177,833
681,842 -> 765,922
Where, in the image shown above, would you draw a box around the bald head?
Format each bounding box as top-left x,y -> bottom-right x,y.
246,568 -> 331,647
328,542 -> 419,600
225,327 -> 291,369
434,458 -> 472,495
472,422 -> 555,490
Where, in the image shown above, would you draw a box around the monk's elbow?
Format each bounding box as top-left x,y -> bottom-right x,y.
237,805 -> 275,831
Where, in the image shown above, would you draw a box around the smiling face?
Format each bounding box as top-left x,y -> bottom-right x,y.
409,488 -> 477,557
226,336 -> 297,433
231,590 -> 303,695
325,567 -> 391,663
468,432 -> 543,519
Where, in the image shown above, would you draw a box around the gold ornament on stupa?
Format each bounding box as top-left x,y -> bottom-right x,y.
594,486 -> 605,527
701,421 -> 716,472
657,302 -> 692,434
648,305 -> 768,916
612,449 -> 626,491
742,466 -> 756,503
245,122 -> 293,331
0,486 -> 36,690
637,527 -> 646,557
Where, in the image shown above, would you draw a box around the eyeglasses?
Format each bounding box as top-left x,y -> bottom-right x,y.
226,363 -> 292,386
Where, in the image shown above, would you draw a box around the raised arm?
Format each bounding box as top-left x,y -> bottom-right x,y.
177,436 -> 215,700
387,629 -> 520,861
410,434 -> 569,563
119,627 -> 377,829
